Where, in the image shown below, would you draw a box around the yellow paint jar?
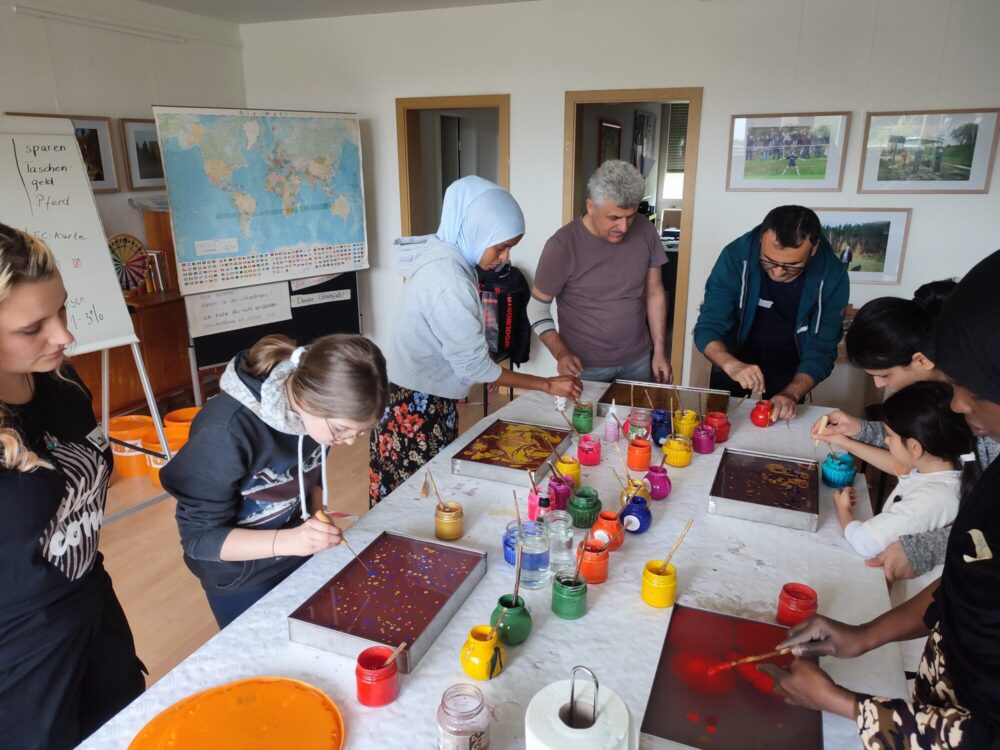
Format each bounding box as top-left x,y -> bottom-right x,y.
619,478 -> 651,508
641,561 -> 677,608
664,434 -> 693,468
672,409 -> 700,438
459,625 -> 505,680
435,502 -> 464,541
555,455 -> 582,488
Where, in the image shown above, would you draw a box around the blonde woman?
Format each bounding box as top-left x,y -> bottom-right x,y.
0,224 -> 144,748
161,333 -> 388,627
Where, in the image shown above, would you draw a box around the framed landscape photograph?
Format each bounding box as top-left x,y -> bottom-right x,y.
598,118 -> 622,166
728,112 -> 850,191
813,207 -> 911,284
859,109 -> 999,193
121,118 -> 165,190
6,111 -> 119,192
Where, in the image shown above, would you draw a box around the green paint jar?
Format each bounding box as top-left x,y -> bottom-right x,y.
568,486 -> 602,528
572,401 -> 594,434
551,571 -> 587,620
489,594 -> 532,646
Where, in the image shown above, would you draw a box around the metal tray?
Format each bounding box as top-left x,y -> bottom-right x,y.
287,531 -> 487,673
595,380 -> 731,416
450,418 -> 572,485
707,448 -> 819,532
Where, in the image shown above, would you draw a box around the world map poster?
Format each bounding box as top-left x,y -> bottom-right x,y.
153,107 -> 368,294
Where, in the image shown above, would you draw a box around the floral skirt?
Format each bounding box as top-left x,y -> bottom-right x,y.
368,383 -> 459,507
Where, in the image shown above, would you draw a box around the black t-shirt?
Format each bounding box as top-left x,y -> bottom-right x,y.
0,368 -> 113,644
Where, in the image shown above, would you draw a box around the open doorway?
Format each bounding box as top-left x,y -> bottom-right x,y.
396,95 -> 510,236
562,88 -> 702,381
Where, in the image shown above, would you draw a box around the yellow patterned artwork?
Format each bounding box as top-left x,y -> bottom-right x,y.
454,420 -> 570,471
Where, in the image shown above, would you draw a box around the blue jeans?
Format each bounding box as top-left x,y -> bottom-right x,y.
205,583 -> 275,629
580,352 -> 653,383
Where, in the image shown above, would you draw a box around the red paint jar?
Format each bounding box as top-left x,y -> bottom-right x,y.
703,411 -> 731,442
776,582 -> 818,626
577,540 -> 610,584
356,646 -> 400,706
577,434 -> 602,466
750,400 -> 773,428
626,438 -> 652,471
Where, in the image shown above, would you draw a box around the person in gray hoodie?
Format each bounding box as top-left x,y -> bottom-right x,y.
162,333 -> 387,627
369,176 -> 582,506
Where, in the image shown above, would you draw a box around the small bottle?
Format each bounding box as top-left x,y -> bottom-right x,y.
536,494 -> 551,519
437,683 -> 490,749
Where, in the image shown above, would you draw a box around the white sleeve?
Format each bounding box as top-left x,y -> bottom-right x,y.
844,520 -> 886,557
862,480 -> 961,551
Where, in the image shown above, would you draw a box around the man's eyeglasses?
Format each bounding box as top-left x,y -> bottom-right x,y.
325,420 -> 369,442
760,255 -> 807,276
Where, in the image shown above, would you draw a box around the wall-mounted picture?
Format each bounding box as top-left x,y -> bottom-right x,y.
598,118 -> 622,166
813,207 -> 911,284
728,112 -> 850,191
121,118 -> 165,190
859,109 -> 999,193
6,111 -> 119,192
631,109 -> 657,176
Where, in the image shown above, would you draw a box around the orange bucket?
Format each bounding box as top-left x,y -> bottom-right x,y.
165,406 -> 201,427
108,415 -> 154,478
142,425 -> 189,488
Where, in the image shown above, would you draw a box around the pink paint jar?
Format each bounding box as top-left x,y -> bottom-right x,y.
547,477 -> 572,511
703,411 -> 731,443
644,465 -> 671,500
692,424 -> 716,454
776,582 -> 818,626
577,434 -> 602,466
527,489 -> 544,521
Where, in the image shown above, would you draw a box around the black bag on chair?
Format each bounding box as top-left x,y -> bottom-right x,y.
476,263 -> 531,366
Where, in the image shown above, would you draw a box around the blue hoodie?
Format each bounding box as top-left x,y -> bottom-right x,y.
693,225 -> 850,384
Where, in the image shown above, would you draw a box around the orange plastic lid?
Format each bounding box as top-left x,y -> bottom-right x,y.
128,677 -> 344,750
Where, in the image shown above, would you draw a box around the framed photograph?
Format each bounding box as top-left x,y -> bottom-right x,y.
727,112 -> 850,191
120,118 -> 165,190
813,207 -> 912,284
6,112 -> 119,192
859,108 -> 1000,193
598,119 -> 622,165
631,109 -> 657,176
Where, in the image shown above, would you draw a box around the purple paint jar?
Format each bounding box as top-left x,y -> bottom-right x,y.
692,424 -> 716,454
547,476 -> 572,511
644,465 -> 672,500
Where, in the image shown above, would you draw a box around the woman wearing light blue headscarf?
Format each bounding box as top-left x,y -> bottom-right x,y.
369,176 -> 582,505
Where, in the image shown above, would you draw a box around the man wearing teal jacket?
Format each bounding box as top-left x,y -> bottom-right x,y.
694,205 -> 849,420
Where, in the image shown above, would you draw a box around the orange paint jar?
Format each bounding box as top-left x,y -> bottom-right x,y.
626,438 -> 652,471
590,511 -> 624,551
577,540 -> 610,584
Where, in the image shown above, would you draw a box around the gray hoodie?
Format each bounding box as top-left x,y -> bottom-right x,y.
386,236 -> 502,399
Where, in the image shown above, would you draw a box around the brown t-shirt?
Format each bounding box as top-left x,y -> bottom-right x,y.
534,217 -> 666,367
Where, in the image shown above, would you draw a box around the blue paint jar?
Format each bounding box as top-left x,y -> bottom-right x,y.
821,452 -> 858,488
502,520 -> 519,566
620,496 -> 653,534
651,409 -> 671,446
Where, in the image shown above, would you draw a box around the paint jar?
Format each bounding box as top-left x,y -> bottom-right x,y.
577,434 -> 602,466
555,456 -> 582,488
641,561 -> 677,609
502,520 -> 520,566
672,409 -> 699,438
626,407 -> 652,441
692,424 -> 716,454
527,488 -> 545,521
776,582 -> 818,626
664,434 -> 693,468
590,510 -> 624,551
626,438 -> 652,471
459,626 -> 505,681
703,411 -> 731,443
517,521 -> 551,589
644,465 -> 671,500
544,510 -> 575,572
603,413 -> 620,443
355,645 -> 400,707
536,495 -> 551,519
750,400 -> 774,428
435,502 -> 464,541
620,496 -> 653,534
821,452 -> 858,488
547,476 -> 572,511
577,540 -> 610,584
438,683 -> 490,748
572,401 -> 594,435
568,486 -> 602,529
619,478 -> 651,507
490,594 -> 532,646
551,570 -> 587,620
651,408 -> 672,446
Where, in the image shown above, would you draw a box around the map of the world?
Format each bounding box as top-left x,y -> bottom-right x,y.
153,107 -> 368,293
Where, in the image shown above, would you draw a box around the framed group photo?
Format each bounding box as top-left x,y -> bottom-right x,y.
6,111 -> 119,192
727,111 -> 850,191
813,207 -> 911,284
120,118 -> 165,190
859,108 -> 1000,193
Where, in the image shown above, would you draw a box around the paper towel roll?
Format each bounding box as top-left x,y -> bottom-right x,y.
525,679 -> 636,750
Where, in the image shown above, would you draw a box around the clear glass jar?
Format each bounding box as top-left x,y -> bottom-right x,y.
517,520 -> 551,589
543,509 -> 575,573
627,407 -> 652,441
437,683 -> 490,750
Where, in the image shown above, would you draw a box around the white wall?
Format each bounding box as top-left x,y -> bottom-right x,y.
0,0 -> 246,241
240,0 -> 1000,383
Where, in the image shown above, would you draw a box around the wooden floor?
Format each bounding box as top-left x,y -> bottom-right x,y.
98,393 -> 508,685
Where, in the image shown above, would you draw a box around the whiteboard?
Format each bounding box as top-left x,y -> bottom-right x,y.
0,116 -> 136,355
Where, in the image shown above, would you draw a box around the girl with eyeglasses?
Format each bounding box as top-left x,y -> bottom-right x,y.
160,333 -> 388,627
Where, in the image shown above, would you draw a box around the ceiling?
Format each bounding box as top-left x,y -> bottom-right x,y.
140,0 -> 534,24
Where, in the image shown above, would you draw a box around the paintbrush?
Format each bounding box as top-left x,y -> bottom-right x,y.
619,471 -> 644,509
381,640 -> 408,667
613,441 -> 631,479
814,415 -> 829,449
512,541 -> 523,605
314,509 -> 373,574
420,471 -> 431,499
426,468 -> 447,511
512,490 -> 521,526
546,460 -> 568,484
644,388 -> 655,410
659,448 -> 669,468
528,470 -> 539,494
630,383 -> 635,407
572,538 -> 587,585
734,391 -> 754,410
611,468 -> 627,491
658,518 -> 694,575
670,383 -> 683,412
707,647 -> 793,677
555,407 -> 579,436
487,607 -> 507,640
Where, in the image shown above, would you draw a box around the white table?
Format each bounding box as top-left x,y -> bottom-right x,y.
81,383 -> 906,749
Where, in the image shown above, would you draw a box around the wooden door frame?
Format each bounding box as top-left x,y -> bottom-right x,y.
562,87 -> 703,382
396,94 -> 511,237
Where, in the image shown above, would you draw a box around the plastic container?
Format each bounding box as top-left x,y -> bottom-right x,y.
626,407 -> 652,441
544,510 -> 575,573
164,406 -> 201,428
577,434 -> 601,466
750,400 -> 774,428
459,625 -> 505,680
141,425 -> 190,488
651,408 -> 671,446
568,486 -> 602,529
619,478 -> 651,507
821,452 -> 858,488
644,466 -> 671,500
356,646 -> 400,707
604,412 -> 620,443
571,402 -> 594,435
555,455 -> 581,488
620,496 -> 653,534
517,521 -> 550,589
435,502 -> 464,541
108,415 -> 154,478
672,409 -> 699,438
626,438 -> 652,471
641,561 -> 677,608
437,684 -> 490,748
776,582 -> 818,626
590,511 -> 624,551
703,411 -> 731,443
576,540 -> 609,584
489,594 -> 532,646
692,424 -> 716,454
547,477 -> 572,511
663,434 -> 693,468
551,571 -> 587,620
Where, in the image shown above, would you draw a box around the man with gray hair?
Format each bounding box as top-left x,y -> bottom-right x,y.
528,160 -> 671,383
